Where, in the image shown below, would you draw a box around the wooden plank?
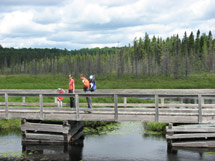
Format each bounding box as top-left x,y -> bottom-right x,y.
75,94 -> 79,120
117,94 -> 155,97
155,94 -> 159,122
114,94 -> 118,121
166,126 -> 215,133
5,93 -> 8,119
25,133 -> 64,141
171,141 -> 215,148
166,133 -> 215,139
21,123 -> 70,133
79,113 -> 114,121
159,116 -> 198,123
8,112 -> 41,120
0,102 -> 209,107
40,94 -> 43,120
8,93 -> 39,97
44,114 -> 77,121
118,115 -> 154,122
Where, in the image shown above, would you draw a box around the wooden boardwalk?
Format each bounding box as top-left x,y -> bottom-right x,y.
1,89 -> 215,123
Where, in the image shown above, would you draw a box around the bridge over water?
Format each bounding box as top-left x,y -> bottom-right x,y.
1,89 -> 215,123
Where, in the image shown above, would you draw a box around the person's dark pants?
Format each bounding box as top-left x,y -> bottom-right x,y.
69,90 -> 75,108
86,91 -> 92,109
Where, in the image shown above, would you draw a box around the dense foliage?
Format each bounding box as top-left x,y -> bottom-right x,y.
0,30 -> 214,78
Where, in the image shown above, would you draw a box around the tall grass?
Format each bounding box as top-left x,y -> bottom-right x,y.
1,73 -> 215,89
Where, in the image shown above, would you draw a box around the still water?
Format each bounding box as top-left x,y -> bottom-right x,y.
0,122 -> 215,161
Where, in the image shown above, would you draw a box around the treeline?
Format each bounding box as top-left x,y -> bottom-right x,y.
0,30 -> 214,78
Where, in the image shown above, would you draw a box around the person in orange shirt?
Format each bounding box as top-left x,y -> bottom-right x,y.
57,88 -> 65,107
68,74 -> 75,108
80,74 -> 92,109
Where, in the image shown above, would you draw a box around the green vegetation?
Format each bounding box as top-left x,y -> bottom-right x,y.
1,73 -> 215,89
143,122 -> 167,134
0,119 -> 21,130
83,121 -> 120,135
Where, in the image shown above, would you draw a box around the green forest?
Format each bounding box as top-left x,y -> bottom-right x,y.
0,30 -> 214,79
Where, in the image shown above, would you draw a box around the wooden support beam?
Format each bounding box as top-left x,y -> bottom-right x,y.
114,94 -> 118,121
75,94 -> 79,120
155,94 -> 159,122
5,93 -> 8,119
39,94 -> 43,120
198,94 -> 202,123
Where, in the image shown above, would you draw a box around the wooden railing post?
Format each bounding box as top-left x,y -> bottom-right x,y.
114,94 -> 118,121
161,97 -> 164,106
22,96 -> 26,104
198,94 -> 202,123
75,94 -> 79,120
40,94 -> 43,120
155,94 -> 159,122
54,97 -> 57,103
124,97 -> 127,108
5,93 -> 8,119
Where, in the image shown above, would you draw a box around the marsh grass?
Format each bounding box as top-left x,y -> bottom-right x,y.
143,122 -> 167,134
1,73 -> 215,89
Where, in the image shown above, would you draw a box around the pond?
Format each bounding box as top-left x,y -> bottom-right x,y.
0,122 -> 215,161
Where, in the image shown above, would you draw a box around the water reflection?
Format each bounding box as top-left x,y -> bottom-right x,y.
22,141 -> 83,161
167,147 -> 215,161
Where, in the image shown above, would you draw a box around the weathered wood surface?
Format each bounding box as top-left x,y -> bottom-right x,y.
1,107 -> 215,123
166,126 -> 215,133
166,123 -> 215,148
21,122 -> 70,133
22,120 -> 84,143
166,133 -> 215,139
171,141 -> 215,148
25,133 -> 64,141
1,89 -> 215,94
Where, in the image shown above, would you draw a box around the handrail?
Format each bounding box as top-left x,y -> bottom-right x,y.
1,92 -> 215,123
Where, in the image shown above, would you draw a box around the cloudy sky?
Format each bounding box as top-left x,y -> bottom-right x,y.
0,0 -> 214,49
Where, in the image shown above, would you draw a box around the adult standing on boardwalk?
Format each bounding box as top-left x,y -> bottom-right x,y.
68,74 -> 75,108
80,74 -> 92,109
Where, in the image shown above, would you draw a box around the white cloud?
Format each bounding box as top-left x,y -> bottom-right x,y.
0,0 -> 214,49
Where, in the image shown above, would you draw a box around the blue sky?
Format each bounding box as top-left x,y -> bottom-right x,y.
0,0 -> 214,49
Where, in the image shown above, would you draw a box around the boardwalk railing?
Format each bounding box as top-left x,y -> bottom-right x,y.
1,92 -> 215,123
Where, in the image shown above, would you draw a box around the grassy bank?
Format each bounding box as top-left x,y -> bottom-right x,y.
1,73 -> 215,89
143,122 -> 167,134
